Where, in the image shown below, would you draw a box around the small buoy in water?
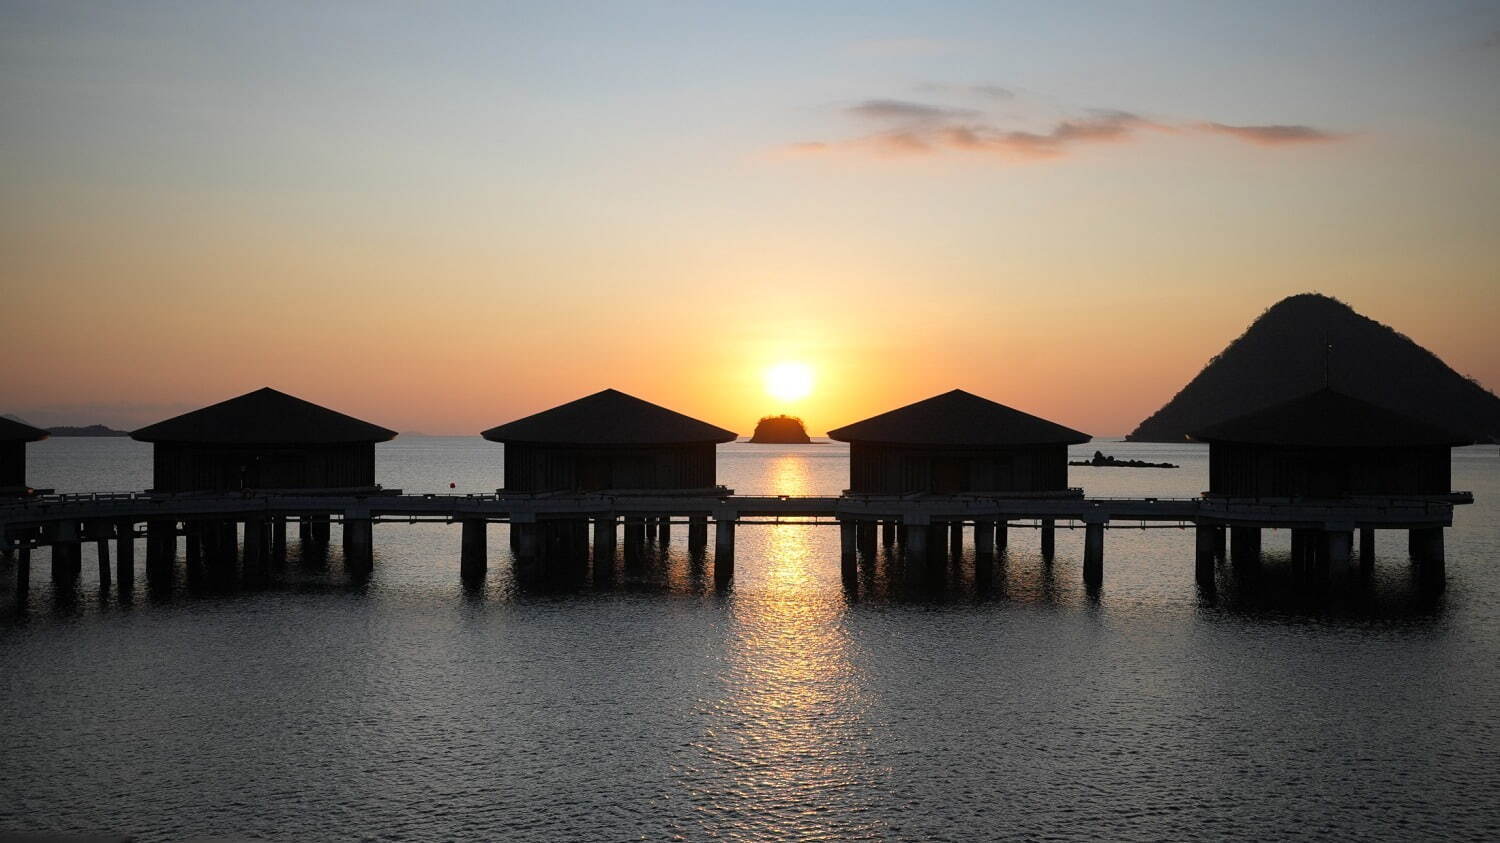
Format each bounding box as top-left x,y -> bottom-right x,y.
449,482 -> 456,489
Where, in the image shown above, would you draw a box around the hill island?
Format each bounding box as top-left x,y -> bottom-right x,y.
748,415 -> 812,444
1128,293 -> 1500,443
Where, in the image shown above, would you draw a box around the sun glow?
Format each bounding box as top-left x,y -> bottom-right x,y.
765,362 -> 814,402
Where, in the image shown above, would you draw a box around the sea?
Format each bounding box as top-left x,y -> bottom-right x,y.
1,437 -> 1497,841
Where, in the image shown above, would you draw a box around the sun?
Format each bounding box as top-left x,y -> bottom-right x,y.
765,361 -> 814,402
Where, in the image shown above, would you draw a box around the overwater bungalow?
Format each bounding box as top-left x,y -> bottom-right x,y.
826,389 -> 1090,495
481,389 -> 736,492
1191,388 -> 1469,499
131,387 -> 398,493
0,417 -> 49,496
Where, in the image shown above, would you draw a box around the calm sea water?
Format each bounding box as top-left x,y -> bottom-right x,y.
2,438 -> 1498,841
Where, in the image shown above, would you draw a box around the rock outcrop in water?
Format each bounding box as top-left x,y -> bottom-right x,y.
1069,450 -> 1177,469
749,415 -> 812,444
1128,293 -> 1500,443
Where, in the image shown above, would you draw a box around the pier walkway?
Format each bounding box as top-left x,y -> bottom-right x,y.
0,489 -> 1470,592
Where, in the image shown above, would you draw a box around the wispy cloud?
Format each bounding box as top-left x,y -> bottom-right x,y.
1195,122 -> 1345,145
1483,30 -> 1500,49
846,99 -> 978,121
785,94 -> 1347,163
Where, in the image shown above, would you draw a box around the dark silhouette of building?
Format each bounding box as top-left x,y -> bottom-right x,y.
0,417 -> 49,495
131,387 -> 397,492
482,389 -> 736,491
1192,388 -> 1469,498
827,389 -> 1090,494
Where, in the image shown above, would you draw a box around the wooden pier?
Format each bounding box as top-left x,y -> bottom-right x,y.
0,488 -> 1470,595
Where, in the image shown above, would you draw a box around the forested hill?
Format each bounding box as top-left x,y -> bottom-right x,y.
1128,293 -> 1500,443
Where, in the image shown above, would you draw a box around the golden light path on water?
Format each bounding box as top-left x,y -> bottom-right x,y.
686,453 -> 883,837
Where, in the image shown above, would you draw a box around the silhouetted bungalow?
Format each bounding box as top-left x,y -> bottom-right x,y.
131,388 -> 397,492
827,389 -> 1090,494
1,417 -> 49,495
1192,388 -> 1469,498
482,389 -> 736,491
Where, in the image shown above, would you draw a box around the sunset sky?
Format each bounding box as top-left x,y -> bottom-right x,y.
3,1 -> 1498,435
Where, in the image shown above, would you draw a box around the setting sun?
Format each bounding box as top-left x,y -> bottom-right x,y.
765,362 -> 814,402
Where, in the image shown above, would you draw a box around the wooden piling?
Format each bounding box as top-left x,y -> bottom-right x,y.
1040,519 -> 1055,559
1194,524 -> 1216,585
1083,521 -> 1104,586
460,518 -> 487,577
714,515 -> 735,583
975,520 -> 995,559
1229,526 -> 1261,566
1359,528 -> 1375,570
840,520 -> 857,579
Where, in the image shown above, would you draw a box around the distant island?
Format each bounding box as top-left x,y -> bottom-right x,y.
2,414 -> 130,437
749,415 -> 812,444
1069,450 -> 1177,469
48,424 -> 130,437
1128,293 -> 1500,442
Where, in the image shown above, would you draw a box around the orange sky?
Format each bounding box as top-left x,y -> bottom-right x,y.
3,3 -> 1497,435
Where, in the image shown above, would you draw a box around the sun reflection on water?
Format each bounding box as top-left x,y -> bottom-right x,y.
686,514 -> 883,836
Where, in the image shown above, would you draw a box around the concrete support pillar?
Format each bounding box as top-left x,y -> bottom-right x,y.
1040,519 -> 1055,559
513,520 -> 538,562
271,517 -> 287,562
880,520 -> 896,546
16,547 -> 30,596
1325,528 -> 1354,566
1290,529 -> 1317,567
1409,528 -> 1445,582
145,520 -> 174,578
840,520 -> 857,579
115,520 -> 134,587
1359,528 -> 1375,567
460,518 -> 487,577
244,519 -> 267,570
1083,521 -> 1105,587
975,520 -> 995,559
52,520 -> 81,585
857,521 -> 877,557
310,515 -> 331,546
995,521 -> 1008,554
688,516 -> 708,550
299,516 -> 312,545
714,514 -> 735,583
185,522 -> 202,568
1229,526 -> 1261,566
949,522 -> 964,559
342,512 -> 372,572
95,533 -> 112,587
592,515 -> 615,556
657,517 -> 671,544
1195,524 -> 1216,585
1213,527 -> 1227,560
905,520 -> 929,560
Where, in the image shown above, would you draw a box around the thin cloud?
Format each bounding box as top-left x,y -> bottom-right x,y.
847,99 -> 978,121
785,95 -> 1347,162
1483,30 -> 1500,48
1196,122 -> 1345,145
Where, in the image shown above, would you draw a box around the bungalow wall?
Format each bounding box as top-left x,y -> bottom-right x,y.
0,442 -> 26,489
151,442 -> 376,492
847,443 -> 1070,494
502,443 -> 717,491
1207,443 -> 1451,497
